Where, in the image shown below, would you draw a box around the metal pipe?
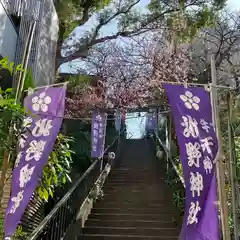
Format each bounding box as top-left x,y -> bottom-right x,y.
227,92 -> 238,240
18,20 -> 37,102
210,55 -> 231,240
15,21 -> 35,103
158,80 -> 234,90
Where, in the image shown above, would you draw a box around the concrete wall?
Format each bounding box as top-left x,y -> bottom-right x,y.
0,2 -> 17,61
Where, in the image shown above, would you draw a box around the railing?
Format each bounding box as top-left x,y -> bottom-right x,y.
153,132 -> 185,187
27,130 -> 123,240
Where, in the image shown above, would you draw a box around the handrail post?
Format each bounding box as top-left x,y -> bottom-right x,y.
166,114 -> 172,171
227,92 -> 238,240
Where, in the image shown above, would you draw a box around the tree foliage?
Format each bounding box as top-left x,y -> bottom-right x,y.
55,0 -> 227,67
37,134 -> 75,202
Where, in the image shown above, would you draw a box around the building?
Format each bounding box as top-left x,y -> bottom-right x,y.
0,0 -> 59,88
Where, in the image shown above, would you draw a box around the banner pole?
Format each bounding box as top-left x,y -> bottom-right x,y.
0,21 -> 36,208
210,55 -> 230,240
227,92 -> 238,240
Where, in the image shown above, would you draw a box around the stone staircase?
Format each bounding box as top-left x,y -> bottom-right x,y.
79,139 -> 181,239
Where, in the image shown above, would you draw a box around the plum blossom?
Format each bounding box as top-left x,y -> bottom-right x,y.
180,91 -> 200,110
32,92 -> 51,112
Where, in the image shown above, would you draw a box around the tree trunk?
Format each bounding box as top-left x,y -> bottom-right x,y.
55,21 -> 66,73
55,39 -> 62,72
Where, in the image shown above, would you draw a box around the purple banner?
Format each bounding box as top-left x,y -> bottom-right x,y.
4,87 -> 66,238
91,112 -> 107,158
146,111 -> 157,131
114,111 -> 122,132
163,84 -> 219,240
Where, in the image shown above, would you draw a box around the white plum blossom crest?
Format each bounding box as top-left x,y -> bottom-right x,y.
32,92 -> 51,112
180,91 -> 200,110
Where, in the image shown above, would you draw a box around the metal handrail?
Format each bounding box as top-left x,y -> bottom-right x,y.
154,133 -> 185,187
27,160 -> 99,239
27,128 -> 125,240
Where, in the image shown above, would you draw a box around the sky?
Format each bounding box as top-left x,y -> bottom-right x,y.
126,113 -> 147,139
228,0 -> 240,10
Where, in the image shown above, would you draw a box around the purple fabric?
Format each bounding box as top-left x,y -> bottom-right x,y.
163,84 -> 219,240
114,111 -> 122,132
4,87 -> 66,238
146,111 -> 157,131
91,112 -> 107,158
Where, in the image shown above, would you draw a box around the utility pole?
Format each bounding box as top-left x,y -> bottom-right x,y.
210,55 -> 231,240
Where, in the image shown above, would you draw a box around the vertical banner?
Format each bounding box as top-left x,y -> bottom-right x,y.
146,111 -> 157,131
91,112 -> 107,158
4,87 -> 66,239
114,111 -> 122,132
163,84 -> 219,240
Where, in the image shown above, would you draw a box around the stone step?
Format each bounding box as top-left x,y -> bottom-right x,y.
78,140 -> 181,239
94,201 -> 172,209
85,219 -> 180,228
83,226 -> 180,237
109,173 -> 160,177
103,183 -> 165,188
87,213 -> 176,221
104,183 -> 165,188
91,207 -> 177,214
95,198 -> 170,205
105,181 -> 163,185
80,234 -> 178,239
102,189 -> 169,195
101,194 -> 171,201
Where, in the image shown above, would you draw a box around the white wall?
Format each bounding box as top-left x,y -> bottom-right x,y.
0,3 -> 17,61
